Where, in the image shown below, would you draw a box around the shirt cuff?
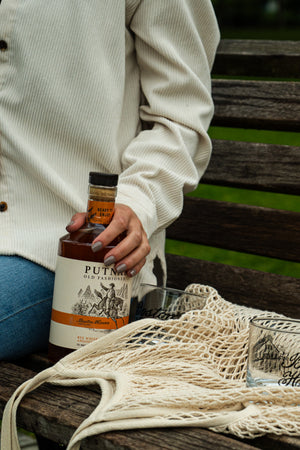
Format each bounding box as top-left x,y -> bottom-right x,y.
116,185 -> 158,239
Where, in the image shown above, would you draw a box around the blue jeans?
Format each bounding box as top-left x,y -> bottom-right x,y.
0,256 -> 55,360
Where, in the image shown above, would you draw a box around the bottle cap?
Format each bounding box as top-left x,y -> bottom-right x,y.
89,172 -> 118,187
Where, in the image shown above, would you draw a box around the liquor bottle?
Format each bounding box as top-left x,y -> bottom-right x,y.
48,172 -> 132,362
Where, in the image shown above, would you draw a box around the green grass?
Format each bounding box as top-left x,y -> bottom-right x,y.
166,21 -> 300,279
165,240 -> 300,279
189,184 -> 300,212
209,127 -> 300,147
169,13 -> 300,279
166,126 -> 300,279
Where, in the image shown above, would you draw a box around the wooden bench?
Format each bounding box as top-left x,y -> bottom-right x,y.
1,39 -> 300,450
166,39 -> 300,321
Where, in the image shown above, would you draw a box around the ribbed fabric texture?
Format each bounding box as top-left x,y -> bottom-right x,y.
0,0 -> 220,292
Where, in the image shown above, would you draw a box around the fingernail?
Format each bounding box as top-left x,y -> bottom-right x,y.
116,263 -> 127,274
104,255 -> 116,266
128,269 -> 137,277
91,242 -> 103,253
66,220 -> 75,230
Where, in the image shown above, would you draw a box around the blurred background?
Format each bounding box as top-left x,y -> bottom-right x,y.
165,0 -> 300,279
213,0 -> 300,39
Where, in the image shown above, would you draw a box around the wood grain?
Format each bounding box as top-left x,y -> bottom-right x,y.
1,38 -> 300,450
213,40 -> 300,78
1,361 -> 299,450
166,197 -> 300,262
0,362 -> 267,450
212,79 -> 300,131
202,140 -> 300,195
166,254 -> 300,318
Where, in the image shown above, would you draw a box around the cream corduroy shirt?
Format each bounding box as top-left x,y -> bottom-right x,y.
0,0 -> 220,294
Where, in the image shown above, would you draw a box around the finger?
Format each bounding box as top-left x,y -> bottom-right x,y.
114,236 -> 150,273
91,206 -> 130,250
92,219 -> 127,249
66,212 -> 86,232
103,226 -> 143,260
91,204 -> 150,270
126,257 -> 147,278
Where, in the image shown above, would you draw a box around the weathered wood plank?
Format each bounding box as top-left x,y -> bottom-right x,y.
213,40 -> 300,78
0,363 -> 99,446
2,362 -> 300,450
0,362 -> 269,450
1,38 -> 299,450
202,140 -> 300,195
165,254 -> 300,318
251,435 -> 300,450
166,197 -> 300,262
83,427 -> 262,450
15,352 -> 53,372
212,79 -> 300,131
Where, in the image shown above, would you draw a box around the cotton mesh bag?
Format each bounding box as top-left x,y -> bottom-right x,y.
2,284 -> 300,450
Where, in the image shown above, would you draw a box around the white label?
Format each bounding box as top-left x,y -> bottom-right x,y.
49,255 -> 132,349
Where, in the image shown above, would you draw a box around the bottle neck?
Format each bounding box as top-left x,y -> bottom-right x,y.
86,184 -> 117,225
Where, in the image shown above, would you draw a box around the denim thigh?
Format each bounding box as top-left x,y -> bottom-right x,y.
0,256 -> 55,360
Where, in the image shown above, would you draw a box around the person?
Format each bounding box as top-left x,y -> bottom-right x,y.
100,282 -> 116,315
0,0 -> 220,360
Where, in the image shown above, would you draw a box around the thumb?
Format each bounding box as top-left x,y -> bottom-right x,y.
66,212 -> 86,232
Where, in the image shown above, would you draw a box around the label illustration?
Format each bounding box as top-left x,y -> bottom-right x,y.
49,256 -> 132,349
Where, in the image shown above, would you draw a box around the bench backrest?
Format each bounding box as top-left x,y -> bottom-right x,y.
166,39 -> 300,318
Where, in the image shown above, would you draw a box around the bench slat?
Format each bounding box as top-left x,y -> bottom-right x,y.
1,38 -> 299,450
213,39 -> 300,78
202,140 -> 300,195
166,197 -> 300,262
165,254 -> 300,318
212,79 -> 300,131
0,362 -> 97,447
0,361 -> 276,450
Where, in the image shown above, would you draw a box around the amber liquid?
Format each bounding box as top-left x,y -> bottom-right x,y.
48,223 -> 123,362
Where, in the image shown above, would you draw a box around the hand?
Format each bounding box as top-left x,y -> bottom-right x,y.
66,204 -> 150,277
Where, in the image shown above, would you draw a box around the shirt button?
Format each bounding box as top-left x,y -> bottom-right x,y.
0,202 -> 8,212
0,40 -> 8,51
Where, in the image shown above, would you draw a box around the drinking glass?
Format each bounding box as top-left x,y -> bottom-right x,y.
246,317 -> 300,387
133,284 -> 206,321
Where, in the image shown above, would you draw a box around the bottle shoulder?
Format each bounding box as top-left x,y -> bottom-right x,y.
58,224 -> 124,262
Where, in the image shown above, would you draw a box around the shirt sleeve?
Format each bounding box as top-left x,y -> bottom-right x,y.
116,0 -> 220,238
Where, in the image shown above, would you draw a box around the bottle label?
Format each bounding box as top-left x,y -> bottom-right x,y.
87,200 -> 114,225
49,255 -> 132,349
